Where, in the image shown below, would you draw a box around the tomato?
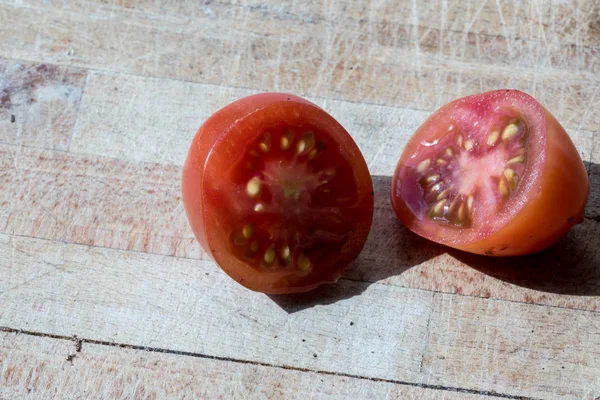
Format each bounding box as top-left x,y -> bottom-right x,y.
391,90 -> 589,256
182,93 -> 374,293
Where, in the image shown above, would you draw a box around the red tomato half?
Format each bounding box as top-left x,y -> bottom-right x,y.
391,90 -> 589,256
182,93 -> 374,293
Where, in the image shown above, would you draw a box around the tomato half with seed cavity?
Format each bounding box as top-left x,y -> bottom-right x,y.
182,93 -> 374,293
391,90 -> 589,256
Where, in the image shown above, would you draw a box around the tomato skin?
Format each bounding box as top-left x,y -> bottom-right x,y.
391,90 -> 589,256
182,93 -> 374,293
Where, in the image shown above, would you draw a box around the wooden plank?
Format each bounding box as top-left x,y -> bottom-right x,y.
421,295 -> 600,399
2,143 -> 599,312
0,233 -> 435,384
0,58 -> 87,150
70,71 -> 429,172
0,332 -> 501,400
70,70 -> 594,170
93,0 -> 600,78
84,0 -> 598,48
1,234 -> 599,399
0,144 -> 200,259
1,3 -> 597,400
1,3 -> 599,131
12,0 -> 600,48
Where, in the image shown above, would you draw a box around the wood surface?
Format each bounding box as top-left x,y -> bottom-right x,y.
0,0 -> 599,399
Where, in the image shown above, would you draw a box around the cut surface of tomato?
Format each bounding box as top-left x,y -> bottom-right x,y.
391,90 -> 588,256
183,93 -> 373,293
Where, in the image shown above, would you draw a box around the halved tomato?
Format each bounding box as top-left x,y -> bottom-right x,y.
182,93 -> 374,293
391,90 -> 589,256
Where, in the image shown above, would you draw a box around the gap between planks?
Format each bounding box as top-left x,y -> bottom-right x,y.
0,326 -> 541,400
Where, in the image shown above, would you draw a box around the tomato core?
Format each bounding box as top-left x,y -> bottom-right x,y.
220,123 -> 360,273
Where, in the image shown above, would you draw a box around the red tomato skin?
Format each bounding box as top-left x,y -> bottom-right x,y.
182,93 -> 374,293
391,90 -> 589,256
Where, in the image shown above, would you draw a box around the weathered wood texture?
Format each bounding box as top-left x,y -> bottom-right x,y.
1,67 -> 598,313
1,0 -> 599,399
1,0 -> 599,131
0,332 -> 502,400
2,233 -> 600,399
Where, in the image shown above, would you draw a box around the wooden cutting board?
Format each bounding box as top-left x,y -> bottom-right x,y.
1,1 -> 599,398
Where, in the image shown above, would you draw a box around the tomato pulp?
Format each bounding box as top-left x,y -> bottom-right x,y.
391,90 -> 588,256
182,93 -> 374,293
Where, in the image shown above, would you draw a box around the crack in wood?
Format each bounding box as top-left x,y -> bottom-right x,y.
0,326 -> 543,400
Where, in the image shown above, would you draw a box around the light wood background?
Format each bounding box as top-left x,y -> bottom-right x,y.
1,1 -> 599,399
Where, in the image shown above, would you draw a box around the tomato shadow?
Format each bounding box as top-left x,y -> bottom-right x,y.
269,175 -> 443,313
450,160 -> 600,296
270,163 -> 600,312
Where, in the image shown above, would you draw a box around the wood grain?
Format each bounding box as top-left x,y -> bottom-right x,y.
94,0 -> 600,48
0,332 -> 501,400
4,65 -> 597,312
0,234 -> 434,384
422,295 -> 600,399
2,234 -> 600,398
1,2 -> 599,131
70,71 -> 429,172
0,144 -> 199,259
0,59 -> 86,150
2,137 -> 600,313
1,1 -> 600,398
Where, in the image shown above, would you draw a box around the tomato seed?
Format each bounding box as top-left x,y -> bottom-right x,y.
487,130 -> 499,146
247,177 -> 261,197
499,178 -> 509,197
297,141 -> 306,153
259,141 -> 270,152
281,246 -> 290,259
416,159 -> 431,172
431,198 -> 447,217
429,182 -> 443,195
437,189 -> 450,200
425,174 -> 440,184
501,122 -> 519,141
242,224 -> 254,239
281,129 -> 292,150
264,247 -> 276,263
456,134 -> 464,147
296,132 -> 315,155
507,155 -> 524,165
458,196 -> 474,227
447,195 -> 461,215
503,168 -> 515,184
298,253 -> 311,270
